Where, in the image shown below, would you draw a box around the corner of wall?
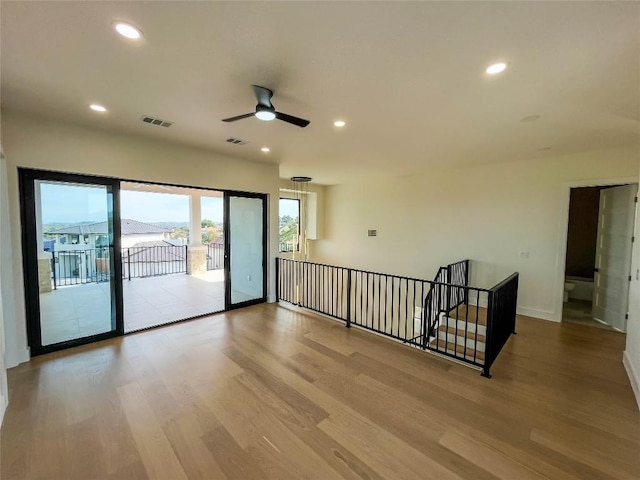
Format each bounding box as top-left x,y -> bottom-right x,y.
0,392 -> 7,428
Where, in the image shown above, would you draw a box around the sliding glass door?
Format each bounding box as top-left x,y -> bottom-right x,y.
225,193 -> 267,308
20,169 -> 269,356
19,170 -> 123,355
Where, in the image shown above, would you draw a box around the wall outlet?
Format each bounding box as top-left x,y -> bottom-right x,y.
519,251 -> 530,259
368,229 -> 377,237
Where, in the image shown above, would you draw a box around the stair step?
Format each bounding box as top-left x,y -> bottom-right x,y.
432,332 -> 485,352
447,305 -> 488,326
437,325 -> 486,343
438,316 -> 487,336
430,338 -> 485,362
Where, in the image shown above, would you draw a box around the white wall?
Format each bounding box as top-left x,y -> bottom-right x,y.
625,162 -> 640,411
0,148 -> 11,424
314,147 -> 639,322
1,109 -> 280,367
121,233 -> 167,248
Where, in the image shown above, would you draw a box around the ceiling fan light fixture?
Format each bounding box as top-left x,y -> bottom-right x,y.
255,110 -> 276,121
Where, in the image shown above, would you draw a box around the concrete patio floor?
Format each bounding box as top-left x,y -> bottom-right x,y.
39,270 -> 225,345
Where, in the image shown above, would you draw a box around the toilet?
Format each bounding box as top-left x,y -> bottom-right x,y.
564,282 -> 575,302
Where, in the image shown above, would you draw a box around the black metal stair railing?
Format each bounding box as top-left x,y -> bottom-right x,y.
276,257 -> 519,377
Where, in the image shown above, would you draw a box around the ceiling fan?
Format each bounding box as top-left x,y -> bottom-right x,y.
222,85 -> 310,128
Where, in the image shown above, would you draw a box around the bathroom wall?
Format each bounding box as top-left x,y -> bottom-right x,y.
565,186 -> 611,279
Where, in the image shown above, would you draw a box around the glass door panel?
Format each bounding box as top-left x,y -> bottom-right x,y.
226,194 -> 266,308
20,170 -> 122,355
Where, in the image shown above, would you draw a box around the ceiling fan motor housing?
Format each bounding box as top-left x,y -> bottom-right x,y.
256,104 -> 275,114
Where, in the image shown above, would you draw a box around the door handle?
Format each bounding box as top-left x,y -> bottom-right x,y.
594,268 -> 599,272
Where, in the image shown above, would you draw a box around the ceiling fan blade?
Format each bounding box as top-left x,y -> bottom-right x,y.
275,111 -> 310,128
222,112 -> 255,122
252,85 -> 274,109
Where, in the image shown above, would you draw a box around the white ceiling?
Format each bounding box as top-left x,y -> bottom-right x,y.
1,2 -> 639,185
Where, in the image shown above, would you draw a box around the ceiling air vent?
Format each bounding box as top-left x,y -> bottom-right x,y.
140,115 -> 173,128
226,137 -> 247,145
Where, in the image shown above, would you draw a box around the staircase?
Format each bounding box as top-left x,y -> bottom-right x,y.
428,305 -> 487,364
277,257 -> 519,378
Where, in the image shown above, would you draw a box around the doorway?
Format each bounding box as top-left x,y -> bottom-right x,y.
119,181 -> 227,332
19,169 -> 268,356
562,183 -> 637,331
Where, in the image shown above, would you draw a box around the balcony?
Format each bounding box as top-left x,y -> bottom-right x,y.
39,245 -> 225,345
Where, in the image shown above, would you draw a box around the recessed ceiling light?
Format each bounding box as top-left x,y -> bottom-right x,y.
333,120 -> 346,128
261,147 -> 270,153
486,62 -> 507,75
89,104 -> 107,113
113,22 -> 143,40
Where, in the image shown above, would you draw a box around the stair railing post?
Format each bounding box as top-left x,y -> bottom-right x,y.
482,290 -> 494,378
346,269 -> 352,328
51,255 -> 57,290
464,260 -> 470,304
422,287 -> 430,348
275,257 -> 280,302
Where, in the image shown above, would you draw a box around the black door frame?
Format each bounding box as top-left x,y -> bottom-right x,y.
19,168 -> 124,356
19,169 -> 270,356
224,191 -> 268,310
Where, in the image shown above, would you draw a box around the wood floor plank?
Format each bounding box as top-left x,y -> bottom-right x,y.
117,381 -> 189,480
530,427 -> 640,479
233,370 -> 386,480
319,409 -> 465,480
223,343 -> 330,425
201,426 -> 268,480
162,413 -> 229,480
439,430 -> 549,480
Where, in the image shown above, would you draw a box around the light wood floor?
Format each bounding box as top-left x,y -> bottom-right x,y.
2,303 -> 639,479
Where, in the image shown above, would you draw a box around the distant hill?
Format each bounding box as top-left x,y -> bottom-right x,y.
44,220 -> 222,231
151,221 -> 190,229
43,221 -> 96,233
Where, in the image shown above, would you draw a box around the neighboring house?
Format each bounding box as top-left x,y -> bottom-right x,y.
47,219 -> 174,283
48,218 -> 171,249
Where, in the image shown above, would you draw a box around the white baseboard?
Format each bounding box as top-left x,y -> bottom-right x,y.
623,351 -> 640,412
0,392 -> 6,428
516,307 -> 558,322
473,296 -> 558,322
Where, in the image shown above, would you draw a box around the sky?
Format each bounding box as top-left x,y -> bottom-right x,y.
40,183 -> 224,224
279,198 -> 299,218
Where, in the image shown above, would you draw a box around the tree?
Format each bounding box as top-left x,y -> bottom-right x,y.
201,219 -> 215,228
279,215 -> 293,228
170,227 -> 189,239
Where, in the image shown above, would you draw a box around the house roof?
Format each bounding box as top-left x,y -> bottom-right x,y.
2,3 -> 638,185
50,219 -> 171,236
123,241 -> 187,262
